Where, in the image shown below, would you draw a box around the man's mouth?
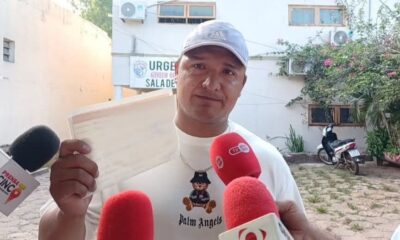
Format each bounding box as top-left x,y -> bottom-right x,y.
195,94 -> 222,102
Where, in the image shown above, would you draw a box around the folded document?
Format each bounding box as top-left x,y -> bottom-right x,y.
68,89 -> 177,192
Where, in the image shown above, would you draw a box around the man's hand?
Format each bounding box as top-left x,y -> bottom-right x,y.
50,139 -> 98,217
276,201 -> 339,240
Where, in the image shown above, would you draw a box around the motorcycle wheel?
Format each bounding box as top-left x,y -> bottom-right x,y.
317,148 -> 333,165
344,153 -> 360,175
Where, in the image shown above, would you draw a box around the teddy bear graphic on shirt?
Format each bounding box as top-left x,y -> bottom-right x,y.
182,171 -> 216,214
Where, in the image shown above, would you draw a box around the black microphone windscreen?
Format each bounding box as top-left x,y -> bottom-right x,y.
9,125 -> 60,172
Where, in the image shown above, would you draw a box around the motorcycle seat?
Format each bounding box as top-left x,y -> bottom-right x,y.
330,139 -> 355,149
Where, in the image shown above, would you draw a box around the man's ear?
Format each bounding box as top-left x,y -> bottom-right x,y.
174,62 -> 179,75
174,59 -> 181,80
238,75 -> 247,97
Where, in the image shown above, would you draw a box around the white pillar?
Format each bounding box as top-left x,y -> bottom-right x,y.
114,85 -> 123,100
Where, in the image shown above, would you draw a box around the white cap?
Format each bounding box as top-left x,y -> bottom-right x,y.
181,20 -> 249,67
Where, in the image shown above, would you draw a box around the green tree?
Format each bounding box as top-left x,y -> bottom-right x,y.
277,1 -> 400,152
72,0 -> 112,37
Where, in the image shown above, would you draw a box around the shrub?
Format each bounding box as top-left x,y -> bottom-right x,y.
366,128 -> 389,159
285,125 -> 304,153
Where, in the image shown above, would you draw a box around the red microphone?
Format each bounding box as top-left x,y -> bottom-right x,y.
210,132 -> 261,185
97,190 -> 154,240
219,176 -> 293,240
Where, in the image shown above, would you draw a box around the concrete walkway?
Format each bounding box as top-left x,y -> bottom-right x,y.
0,169 -> 50,240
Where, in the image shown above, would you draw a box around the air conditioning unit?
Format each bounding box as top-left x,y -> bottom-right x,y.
288,58 -> 311,75
330,30 -> 349,46
119,1 -> 146,21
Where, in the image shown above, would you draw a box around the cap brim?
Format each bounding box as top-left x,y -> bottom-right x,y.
181,42 -> 247,68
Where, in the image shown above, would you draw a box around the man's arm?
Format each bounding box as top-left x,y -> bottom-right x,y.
277,201 -> 340,240
39,207 -> 86,240
38,140 -> 98,240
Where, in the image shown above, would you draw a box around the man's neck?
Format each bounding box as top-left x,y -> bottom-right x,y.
175,118 -> 228,138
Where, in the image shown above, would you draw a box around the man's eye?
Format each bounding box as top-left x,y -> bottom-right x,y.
224,69 -> 236,76
193,64 -> 205,69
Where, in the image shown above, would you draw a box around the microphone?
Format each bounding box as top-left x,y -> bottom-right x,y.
219,176 -> 293,240
210,132 -> 261,185
98,190 -> 154,240
9,125 -> 60,172
0,125 -> 60,216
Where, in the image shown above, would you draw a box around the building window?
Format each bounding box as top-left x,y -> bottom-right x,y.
291,8 -> 315,25
308,105 -> 362,126
320,9 -> 344,25
158,2 -> 215,24
3,38 -> 15,63
289,5 -> 345,26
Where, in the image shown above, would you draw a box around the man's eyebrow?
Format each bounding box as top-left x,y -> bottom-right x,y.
223,61 -> 242,69
186,52 -> 243,69
186,54 -> 204,60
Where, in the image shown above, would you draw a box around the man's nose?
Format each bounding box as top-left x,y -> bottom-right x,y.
201,72 -> 221,91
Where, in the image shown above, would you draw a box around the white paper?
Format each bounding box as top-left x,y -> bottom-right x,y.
68,89 -> 177,191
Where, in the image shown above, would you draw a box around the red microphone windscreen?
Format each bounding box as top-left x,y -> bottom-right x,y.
97,191 -> 154,240
210,132 -> 261,185
223,176 -> 279,229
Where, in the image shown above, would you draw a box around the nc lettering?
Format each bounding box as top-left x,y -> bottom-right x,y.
1,171 -> 20,185
0,175 -> 17,193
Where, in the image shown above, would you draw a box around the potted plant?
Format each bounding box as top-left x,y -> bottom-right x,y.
366,128 -> 390,166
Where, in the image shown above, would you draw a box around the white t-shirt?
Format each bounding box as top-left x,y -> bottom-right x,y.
41,121 -> 304,240
392,225 -> 400,240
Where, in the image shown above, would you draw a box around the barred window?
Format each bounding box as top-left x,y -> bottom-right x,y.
308,105 -> 362,126
158,2 -> 215,24
289,5 -> 345,26
3,38 -> 15,63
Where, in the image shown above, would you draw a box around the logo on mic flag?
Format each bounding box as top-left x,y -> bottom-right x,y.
0,170 -> 26,204
0,158 -> 40,216
238,227 -> 267,240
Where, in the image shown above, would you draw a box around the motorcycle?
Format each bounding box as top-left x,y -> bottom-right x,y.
317,124 -> 364,175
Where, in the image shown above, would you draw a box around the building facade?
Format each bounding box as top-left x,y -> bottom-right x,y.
0,0 -> 113,144
111,0 -> 395,153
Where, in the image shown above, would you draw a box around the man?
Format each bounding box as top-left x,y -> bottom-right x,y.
39,20 -> 308,239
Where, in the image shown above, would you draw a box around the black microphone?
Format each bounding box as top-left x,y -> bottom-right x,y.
9,125 -> 60,172
0,125 -> 60,216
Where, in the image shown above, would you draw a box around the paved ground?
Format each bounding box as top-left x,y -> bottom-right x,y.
0,161 -> 399,239
292,161 -> 400,240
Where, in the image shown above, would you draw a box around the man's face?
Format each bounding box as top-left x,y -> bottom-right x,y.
175,46 -> 246,127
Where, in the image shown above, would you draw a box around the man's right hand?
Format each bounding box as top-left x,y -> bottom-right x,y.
49,139 -> 99,217
277,201 -> 339,240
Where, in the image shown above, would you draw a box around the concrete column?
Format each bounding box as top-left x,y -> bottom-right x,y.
114,85 -> 124,100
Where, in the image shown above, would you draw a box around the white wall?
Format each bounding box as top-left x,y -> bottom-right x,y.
231,57 -> 366,153
0,0 -> 113,144
111,0 -> 394,153
112,0 -> 348,61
